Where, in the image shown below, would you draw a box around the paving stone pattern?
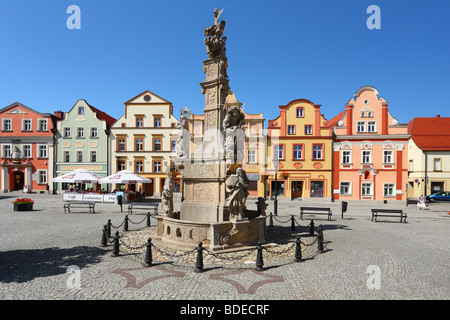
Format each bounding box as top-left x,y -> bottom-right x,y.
0,193 -> 449,300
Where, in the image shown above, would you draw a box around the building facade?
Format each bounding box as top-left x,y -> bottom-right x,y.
110,90 -> 179,196
266,99 -> 333,200
54,99 -> 116,192
330,86 -> 410,201
407,116 -> 450,197
0,102 -> 58,193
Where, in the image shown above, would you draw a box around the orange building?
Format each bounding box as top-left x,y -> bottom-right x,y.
266,99 -> 333,200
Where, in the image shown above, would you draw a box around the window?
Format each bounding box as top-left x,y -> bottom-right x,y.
171,140 -> 176,152
76,151 -> 83,162
362,151 -> 371,164
247,149 -> 256,163
135,161 -> 143,173
77,127 -> 84,138
153,161 -> 161,173
22,145 -> 32,158
153,138 -> 161,151
90,127 -> 98,138
409,160 -> 414,171
340,182 -> 351,195
342,151 -> 351,164
288,125 -> 295,135
367,121 -> 376,132
296,107 -> 304,118
357,121 -> 366,132
136,139 -> 144,151
304,125 -> 312,135
37,170 -> 47,184
361,183 -> 372,196
434,158 -> 441,171
38,145 -> 48,158
383,150 -> 394,164
154,117 -> 162,128
118,139 -> 126,151
384,183 -> 395,197
2,119 -> 12,131
293,145 -> 303,160
274,145 -> 284,160
2,145 -> 12,158
64,127 -> 71,138
78,106 -> 84,114
64,151 -> 70,163
136,117 -> 143,128
90,150 -> 97,162
117,160 -> 126,171
312,145 -> 323,160
38,119 -> 47,131
23,119 -> 32,131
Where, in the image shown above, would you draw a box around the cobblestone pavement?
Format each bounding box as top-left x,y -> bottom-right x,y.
0,193 -> 449,302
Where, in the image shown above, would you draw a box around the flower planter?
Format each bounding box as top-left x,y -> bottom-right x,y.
13,203 -> 34,211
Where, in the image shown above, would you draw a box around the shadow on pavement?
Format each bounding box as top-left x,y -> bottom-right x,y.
0,246 -> 107,283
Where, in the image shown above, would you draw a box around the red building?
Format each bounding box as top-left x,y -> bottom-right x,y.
0,102 -> 60,193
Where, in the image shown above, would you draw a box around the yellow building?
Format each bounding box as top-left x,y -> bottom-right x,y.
265,99 -> 333,200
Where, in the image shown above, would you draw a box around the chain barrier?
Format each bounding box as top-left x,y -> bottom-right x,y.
152,244 -> 196,258
263,242 -> 296,255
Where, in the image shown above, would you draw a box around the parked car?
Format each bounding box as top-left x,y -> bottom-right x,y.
426,191 -> 450,202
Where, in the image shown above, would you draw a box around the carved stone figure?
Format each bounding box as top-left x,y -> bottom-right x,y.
204,8 -> 227,58
161,166 -> 175,216
223,105 -> 245,163
225,167 -> 249,220
176,108 -> 190,158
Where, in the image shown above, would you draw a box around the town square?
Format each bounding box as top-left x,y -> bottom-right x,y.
0,0 -> 449,308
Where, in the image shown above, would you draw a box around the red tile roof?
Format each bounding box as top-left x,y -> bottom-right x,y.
408,117 -> 450,151
88,104 -> 117,127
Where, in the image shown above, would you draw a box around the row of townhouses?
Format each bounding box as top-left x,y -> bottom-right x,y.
1,86 -> 449,201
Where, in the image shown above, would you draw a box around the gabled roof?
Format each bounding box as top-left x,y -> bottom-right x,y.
87,104 -> 117,127
409,116 -> 450,151
124,90 -> 172,105
0,102 -> 52,117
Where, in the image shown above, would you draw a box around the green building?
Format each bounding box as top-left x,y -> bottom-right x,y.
54,100 -> 116,192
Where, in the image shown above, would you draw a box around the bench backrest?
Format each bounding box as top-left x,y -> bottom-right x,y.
371,209 -> 403,213
300,207 -> 331,211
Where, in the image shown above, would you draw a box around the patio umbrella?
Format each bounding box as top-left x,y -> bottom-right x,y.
99,170 -> 152,184
53,168 -> 103,183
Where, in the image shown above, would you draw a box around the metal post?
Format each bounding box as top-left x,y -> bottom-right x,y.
317,225 -> 324,253
124,215 -> 129,232
112,231 -> 120,257
291,215 -> 295,231
194,242 -> 204,273
255,241 -> 264,271
295,236 -> 302,262
146,212 -> 151,227
107,219 -> 112,238
101,225 -> 108,247
269,212 -> 273,227
309,220 -> 315,236
144,238 -> 153,267
274,172 -> 278,217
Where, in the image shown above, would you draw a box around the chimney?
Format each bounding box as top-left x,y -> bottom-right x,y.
436,115 -> 440,118
54,110 -> 64,119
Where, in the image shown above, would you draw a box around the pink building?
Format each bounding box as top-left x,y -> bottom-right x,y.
329,86 -> 410,201
0,102 -> 59,193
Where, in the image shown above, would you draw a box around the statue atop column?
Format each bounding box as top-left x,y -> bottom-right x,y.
204,8 -> 227,58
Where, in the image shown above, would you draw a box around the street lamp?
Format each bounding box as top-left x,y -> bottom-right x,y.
273,157 -> 279,216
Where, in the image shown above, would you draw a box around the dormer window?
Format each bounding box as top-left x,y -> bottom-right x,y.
78,106 -> 85,114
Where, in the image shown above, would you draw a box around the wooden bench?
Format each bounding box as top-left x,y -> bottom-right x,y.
128,200 -> 161,215
371,209 -> 407,223
63,201 -> 96,214
300,207 -> 332,221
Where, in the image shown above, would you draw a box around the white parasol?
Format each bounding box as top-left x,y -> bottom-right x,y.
99,170 -> 152,184
53,168 -> 103,183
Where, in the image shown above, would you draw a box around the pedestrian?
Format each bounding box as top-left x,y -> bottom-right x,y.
417,194 -> 426,210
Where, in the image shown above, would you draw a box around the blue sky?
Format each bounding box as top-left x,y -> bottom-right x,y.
0,0 -> 449,125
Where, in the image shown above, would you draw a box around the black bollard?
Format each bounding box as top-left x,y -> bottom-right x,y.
295,236 -> 302,262
309,219 -> 315,236
144,238 -> 153,267
255,241 -> 264,271
146,212 -> 151,227
107,219 -> 112,238
101,225 -> 108,247
317,225 -> 324,253
123,215 -> 129,232
112,231 -> 120,256
291,215 -> 296,231
269,212 -> 273,227
194,242 -> 204,273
